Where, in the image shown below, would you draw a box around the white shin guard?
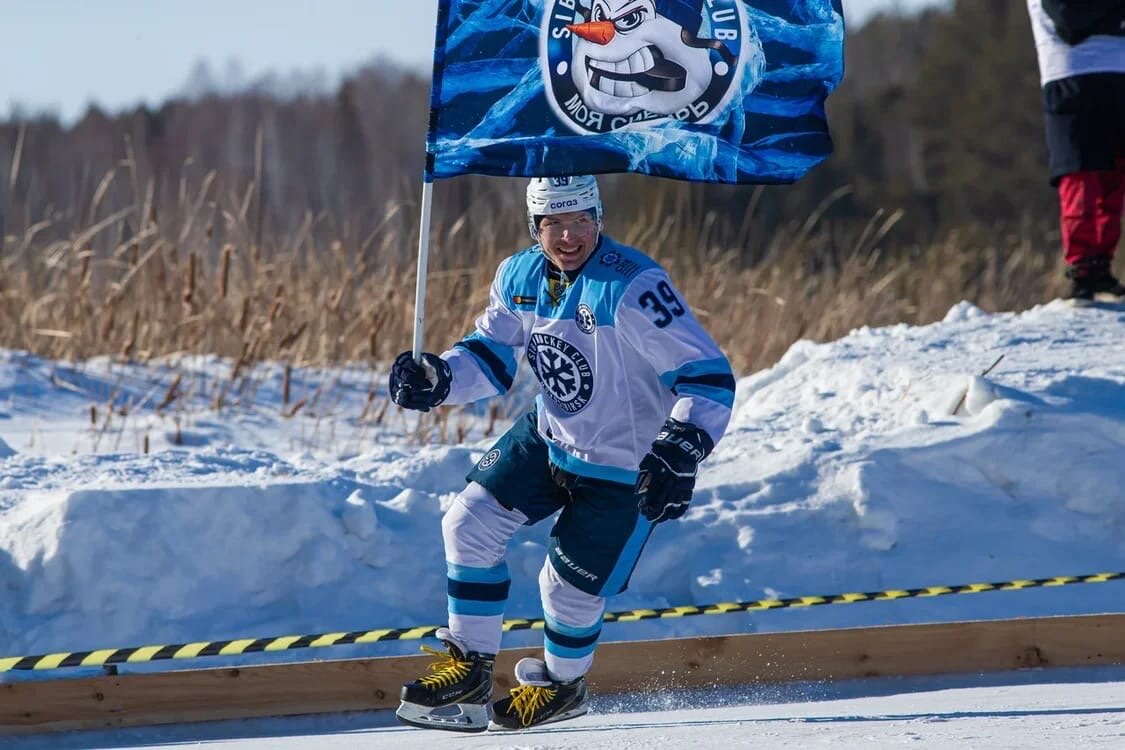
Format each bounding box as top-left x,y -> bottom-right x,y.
539,560 -> 605,682
442,482 -> 527,656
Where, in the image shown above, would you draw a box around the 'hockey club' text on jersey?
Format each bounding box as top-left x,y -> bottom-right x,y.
440,236 -> 735,486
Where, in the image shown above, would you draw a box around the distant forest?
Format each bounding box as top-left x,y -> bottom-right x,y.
1,1 -> 1049,258
0,2 -> 1075,372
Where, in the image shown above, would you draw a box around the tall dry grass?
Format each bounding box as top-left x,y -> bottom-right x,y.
0,153 -> 1077,380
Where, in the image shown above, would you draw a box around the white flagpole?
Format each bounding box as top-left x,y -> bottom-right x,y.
414,0 -> 451,362
411,178 -> 435,361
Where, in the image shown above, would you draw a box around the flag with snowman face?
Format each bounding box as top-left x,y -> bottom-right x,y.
426,0 -> 843,184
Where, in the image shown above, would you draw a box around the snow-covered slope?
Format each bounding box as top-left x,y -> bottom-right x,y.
0,300 -> 1122,665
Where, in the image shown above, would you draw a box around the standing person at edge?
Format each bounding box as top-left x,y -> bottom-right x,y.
389,175 -> 734,732
1027,0 -> 1125,303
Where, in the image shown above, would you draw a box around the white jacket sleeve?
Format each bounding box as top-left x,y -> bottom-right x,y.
440,258 -> 526,405
615,267 -> 735,448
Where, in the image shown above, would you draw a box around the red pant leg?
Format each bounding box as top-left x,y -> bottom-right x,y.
1116,150 -> 1125,261
1058,164 -> 1125,266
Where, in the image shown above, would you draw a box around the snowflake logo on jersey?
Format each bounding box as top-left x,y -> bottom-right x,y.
575,303 -> 597,334
541,0 -> 749,134
527,333 -> 594,413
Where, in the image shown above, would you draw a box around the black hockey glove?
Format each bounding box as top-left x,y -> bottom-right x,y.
389,351 -> 452,412
635,419 -> 714,524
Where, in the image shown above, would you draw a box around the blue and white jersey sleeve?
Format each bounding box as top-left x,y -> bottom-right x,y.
615,267 -> 735,447
440,258 -> 525,405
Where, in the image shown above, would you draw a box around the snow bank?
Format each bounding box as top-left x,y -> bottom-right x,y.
0,301 -> 1122,662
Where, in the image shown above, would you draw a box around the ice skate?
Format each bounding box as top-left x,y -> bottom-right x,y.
488,657 -> 589,730
395,627 -> 494,733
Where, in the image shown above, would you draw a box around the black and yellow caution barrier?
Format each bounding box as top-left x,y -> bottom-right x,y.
2,571 -> 1120,672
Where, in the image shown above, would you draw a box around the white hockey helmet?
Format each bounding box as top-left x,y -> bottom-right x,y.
526,175 -> 602,240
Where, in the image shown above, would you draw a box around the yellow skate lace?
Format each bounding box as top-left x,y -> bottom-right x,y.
415,644 -> 471,688
507,684 -> 557,727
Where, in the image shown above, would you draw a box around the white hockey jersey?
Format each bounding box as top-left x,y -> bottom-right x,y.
1027,0 -> 1125,84
440,236 -> 734,485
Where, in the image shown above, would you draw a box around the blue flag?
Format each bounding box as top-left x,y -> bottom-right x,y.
427,0 -> 844,184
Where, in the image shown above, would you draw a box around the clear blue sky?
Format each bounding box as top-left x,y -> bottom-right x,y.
1,0 -> 946,123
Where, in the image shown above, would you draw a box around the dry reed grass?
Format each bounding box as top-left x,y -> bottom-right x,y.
0,158 -> 1078,381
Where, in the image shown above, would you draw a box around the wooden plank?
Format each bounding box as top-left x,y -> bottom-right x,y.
0,648 -> 535,735
2,613 -> 1122,735
587,612 -> 1125,691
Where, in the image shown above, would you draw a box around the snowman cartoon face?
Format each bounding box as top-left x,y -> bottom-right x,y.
569,0 -> 713,116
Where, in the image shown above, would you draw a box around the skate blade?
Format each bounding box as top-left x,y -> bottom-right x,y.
396,700 -> 489,733
487,704 -> 588,731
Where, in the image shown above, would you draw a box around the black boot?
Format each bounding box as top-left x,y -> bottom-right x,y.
396,627 -> 494,733
1067,258 -> 1125,303
489,657 -> 589,730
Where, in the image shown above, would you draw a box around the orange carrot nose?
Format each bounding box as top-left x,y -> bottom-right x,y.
567,21 -> 615,45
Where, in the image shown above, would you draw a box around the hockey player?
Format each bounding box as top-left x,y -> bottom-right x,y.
389,175 -> 734,732
1027,0 -> 1125,302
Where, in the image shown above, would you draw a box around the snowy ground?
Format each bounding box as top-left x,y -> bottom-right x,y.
1,299 -> 1123,745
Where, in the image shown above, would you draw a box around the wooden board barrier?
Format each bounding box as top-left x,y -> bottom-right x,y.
2,613 -> 1122,735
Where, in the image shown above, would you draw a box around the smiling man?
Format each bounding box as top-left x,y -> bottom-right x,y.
389,175 -> 734,731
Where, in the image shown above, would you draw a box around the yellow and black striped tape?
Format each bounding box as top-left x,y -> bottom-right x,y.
2,571 -> 1120,672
